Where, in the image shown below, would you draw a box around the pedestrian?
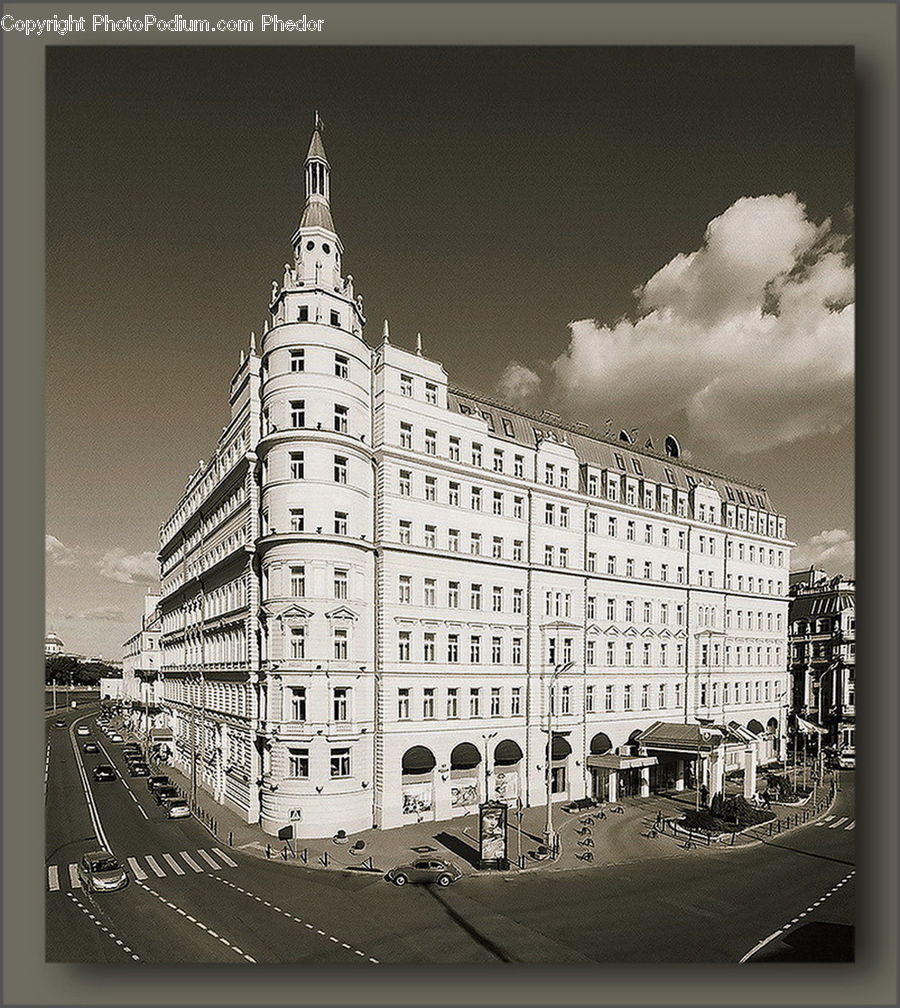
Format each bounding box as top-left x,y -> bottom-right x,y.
700,784 -> 709,808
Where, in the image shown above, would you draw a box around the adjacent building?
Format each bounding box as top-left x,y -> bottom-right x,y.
137,121 -> 793,839
788,568 -> 855,753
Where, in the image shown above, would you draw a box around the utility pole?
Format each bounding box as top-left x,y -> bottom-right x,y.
543,661 -> 573,854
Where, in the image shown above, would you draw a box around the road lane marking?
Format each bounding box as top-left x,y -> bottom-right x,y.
196,849 -> 222,870
127,857 -> 148,881
145,856 -> 166,878
211,847 -> 238,868
845,820 -> 855,830
134,880 -> 256,962
48,865 -> 60,891
815,815 -> 835,827
68,864 -> 81,889
739,869 -> 856,963
179,851 -> 204,872
828,817 -> 849,829
67,715 -> 112,851
209,875 -> 379,963
162,853 -> 185,875
65,891 -> 141,962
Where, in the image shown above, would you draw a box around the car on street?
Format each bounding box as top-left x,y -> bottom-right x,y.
82,742 -> 100,754
54,720 -> 66,728
147,775 -> 172,793
385,858 -> 462,887
163,798 -> 192,819
836,748 -> 855,769
75,726 -> 90,737
77,850 -> 128,893
92,764 -> 117,782
109,734 -> 124,743
128,763 -> 151,777
153,786 -> 180,805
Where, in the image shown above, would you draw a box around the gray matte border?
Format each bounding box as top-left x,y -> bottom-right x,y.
3,2 -> 896,1006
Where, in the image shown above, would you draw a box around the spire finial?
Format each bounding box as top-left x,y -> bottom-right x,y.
416,332 -> 423,356
382,319 -> 390,344
315,109 -> 324,133
250,331 -> 257,354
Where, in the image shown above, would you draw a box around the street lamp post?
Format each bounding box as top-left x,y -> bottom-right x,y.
543,661 -> 574,854
481,731 -> 498,802
694,716 -> 715,810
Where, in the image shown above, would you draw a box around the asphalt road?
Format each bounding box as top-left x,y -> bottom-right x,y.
46,708 -> 855,963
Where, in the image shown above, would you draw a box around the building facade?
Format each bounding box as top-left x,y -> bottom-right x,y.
788,568 -> 855,753
145,122 -> 793,839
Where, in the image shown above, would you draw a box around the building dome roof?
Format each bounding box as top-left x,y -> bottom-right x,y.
45,631 -> 64,645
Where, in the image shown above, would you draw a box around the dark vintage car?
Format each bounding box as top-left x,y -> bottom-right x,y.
147,775 -> 172,793
153,786 -> 180,805
92,764 -> 117,782
384,858 -> 462,887
128,762 -> 151,777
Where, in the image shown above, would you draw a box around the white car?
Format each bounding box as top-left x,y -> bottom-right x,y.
837,749 -> 855,769
76,725 -> 90,736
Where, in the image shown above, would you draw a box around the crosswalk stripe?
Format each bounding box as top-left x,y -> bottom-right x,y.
829,817 -> 849,829
179,851 -> 204,872
162,853 -> 185,875
48,865 -> 60,891
145,856 -> 166,877
845,820 -> 855,830
211,847 -> 238,868
127,857 -> 148,880
196,849 -> 222,870
815,815 -> 835,827
68,864 -> 81,889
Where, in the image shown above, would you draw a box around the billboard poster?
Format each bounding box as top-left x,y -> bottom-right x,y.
493,770 -> 519,803
479,801 -> 507,866
450,777 -> 479,808
401,782 -> 432,816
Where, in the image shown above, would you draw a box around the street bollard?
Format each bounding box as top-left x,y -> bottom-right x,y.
300,848 -> 308,864
266,843 -> 272,858
228,831 -> 234,848
320,850 -> 329,867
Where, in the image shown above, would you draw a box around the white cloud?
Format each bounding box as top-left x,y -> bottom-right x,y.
46,534 -> 78,567
545,193 -> 853,454
58,606 -> 129,623
496,362 -> 541,404
96,548 -> 158,585
792,528 -> 855,575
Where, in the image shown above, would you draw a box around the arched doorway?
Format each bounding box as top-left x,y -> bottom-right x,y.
765,717 -> 779,762
401,745 -> 436,819
449,742 -> 481,810
493,739 -> 523,804
588,732 -> 614,800
549,733 -> 571,800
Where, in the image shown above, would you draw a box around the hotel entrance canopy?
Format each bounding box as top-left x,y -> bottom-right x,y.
635,720 -> 760,756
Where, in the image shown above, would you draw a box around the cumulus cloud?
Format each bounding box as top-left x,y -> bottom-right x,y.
46,534 -> 78,567
59,606 -> 128,623
545,194 -> 853,454
792,528 -> 855,575
497,362 -> 541,404
96,549 -> 158,585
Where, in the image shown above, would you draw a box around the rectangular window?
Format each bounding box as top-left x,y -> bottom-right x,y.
470,636 -> 481,663
423,688 -> 435,719
334,354 -> 349,379
398,632 -> 411,661
290,400 -> 305,428
425,430 -> 437,455
330,747 -> 351,778
290,566 -> 306,597
425,382 -> 437,404
447,688 -> 459,718
449,436 -> 460,461
588,512 -> 598,534
644,560 -> 652,580
290,627 -> 305,659
332,686 -> 350,721
606,641 -> 616,666
471,532 -> 482,555
514,455 -> 524,478
511,685 -> 522,714
333,568 -> 348,599
399,422 -> 412,449
288,749 -> 309,778
560,506 -> 569,528
290,688 -> 307,721
587,551 -> 597,572
400,374 -> 413,397
447,634 -> 459,663
604,684 -> 614,712
334,455 -> 348,484
626,558 -> 635,577
424,476 -> 436,501
492,585 -> 504,612
643,643 -> 652,666
448,581 -> 460,608
399,470 -> 411,496
469,688 -> 481,717
545,502 -> 555,525
493,449 -> 504,473
333,404 -> 349,433
624,642 -> 634,666
471,443 -> 483,466
398,519 -> 411,544
471,487 -> 482,511
586,639 -> 596,666
625,600 -> 635,622
559,547 -> 569,568
334,512 -> 348,535
423,633 -> 436,662
333,628 -> 348,660
290,508 -> 304,532
512,638 -> 523,665
398,575 -> 411,604
290,349 -> 305,372
513,540 -> 524,562
490,686 -> 502,716
447,481 -> 460,506
623,684 -> 633,710
491,637 -> 502,664
424,525 -> 436,549
660,642 -> 668,666
492,537 -> 503,559
330,309 -> 340,327
290,452 -> 305,479
398,688 -> 410,719
424,578 -> 436,606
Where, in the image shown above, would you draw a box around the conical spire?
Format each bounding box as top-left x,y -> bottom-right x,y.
300,114 -> 335,232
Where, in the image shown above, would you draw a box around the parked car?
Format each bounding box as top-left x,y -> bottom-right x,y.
385,858 -> 462,887
153,786 -> 180,805
92,764 -> 117,782
77,850 -> 128,892
163,798 -> 192,819
75,725 -> 90,737
109,734 -> 124,743
837,749 -> 855,769
147,775 -> 172,793
82,742 -> 100,754
128,763 -> 151,777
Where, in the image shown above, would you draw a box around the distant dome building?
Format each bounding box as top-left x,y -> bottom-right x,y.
45,631 -> 65,656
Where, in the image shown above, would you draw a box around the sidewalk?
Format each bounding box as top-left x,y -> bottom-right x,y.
138,735 -> 838,880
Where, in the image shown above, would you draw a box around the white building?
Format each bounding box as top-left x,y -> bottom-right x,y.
148,121 -> 793,838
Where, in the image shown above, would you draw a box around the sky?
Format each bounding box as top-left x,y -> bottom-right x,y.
45,46 -> 855,659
